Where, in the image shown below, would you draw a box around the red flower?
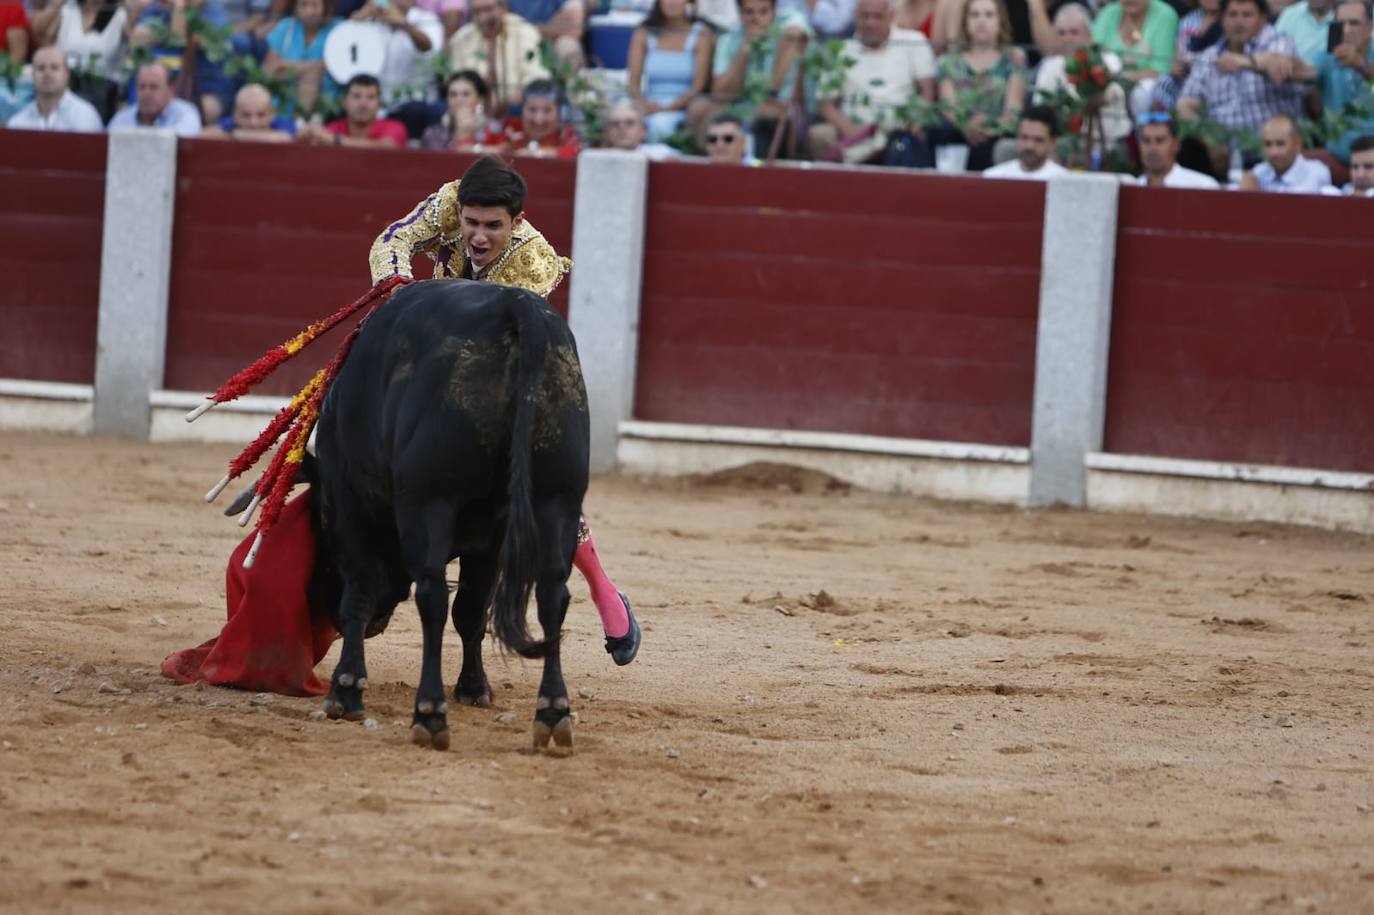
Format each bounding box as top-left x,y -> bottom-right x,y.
1067,113 -> 1083,133
1075,49 -> 1090,65
1091,65 -> 1106,81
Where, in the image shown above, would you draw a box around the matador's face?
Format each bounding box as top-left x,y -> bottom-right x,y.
459,205 -> 525,270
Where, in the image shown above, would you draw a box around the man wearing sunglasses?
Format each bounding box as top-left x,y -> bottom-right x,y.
705,113 -> 758,164
1135,111 -> 1222,188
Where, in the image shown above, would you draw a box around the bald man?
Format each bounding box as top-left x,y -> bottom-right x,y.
7,47 -> 104,132
1240,114 -> 1333,192
202,84 -> 295,142
108,63 -> 202,137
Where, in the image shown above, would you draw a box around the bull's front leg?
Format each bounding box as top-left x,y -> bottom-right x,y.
323,582 -> 373,721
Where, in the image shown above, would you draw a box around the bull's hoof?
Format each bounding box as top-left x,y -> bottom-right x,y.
322,693 -> 366,722
532,697 -> 574,754
454,675 -> 494,708
409,723 -> 451,751
604,593 -> 641,667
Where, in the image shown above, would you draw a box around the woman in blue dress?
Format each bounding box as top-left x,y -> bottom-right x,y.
626,0 -> 714,142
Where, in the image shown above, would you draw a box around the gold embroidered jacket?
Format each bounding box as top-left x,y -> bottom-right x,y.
367,179 -> 571,297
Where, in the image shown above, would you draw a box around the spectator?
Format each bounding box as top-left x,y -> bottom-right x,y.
1034,3 -> 1131,147
351,0 -> 443,105
602,97 -> 682,157
420,69 -> 492,149
1294,0 -> 1374,168
932,0 -> 1054,56
7,46 -> 104,130
130,0 -> 239,122
1322,132 -> 1374,193
1238,113 -> 1333,190
1091,0 -> 1179,112
705,111 -> 758,163
201,81 -> 296,139
1275,0 -> 1334,63
983,105 -> 1069,178
264,0 -> 340,116
484,77 -> 580,156
1134,111 -> 1221,186
1148,0 -> 1223,111
508,0 -> 584,65
809,0 -> 936,165
447,0 -> 548,117
298,72 -> 408,146
108,61 -> 203,133
935,0 -> 1026,171
413,0 -> 465,39
31,0 -> 147,117
1176,0 -> 1306,133
686,0 -> 809,153
1,1 -> 28,62
221,0 -> 284,62
626,0 -> 713,142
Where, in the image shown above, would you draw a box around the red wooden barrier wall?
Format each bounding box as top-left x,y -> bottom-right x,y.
1105,187 -> 1374,473
162,141 -> 575,396
633,162 -> 1046,446
0,131 -> 106,385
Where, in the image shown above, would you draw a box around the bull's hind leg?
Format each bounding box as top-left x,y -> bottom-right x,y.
323,581 -> 377,722
452,552 -> 497,707
402,500 -> 458,751
531,505 -> 578,753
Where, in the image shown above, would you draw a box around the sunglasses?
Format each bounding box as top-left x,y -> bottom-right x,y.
607,118 -> 639,128
706,132 -> 739,144
1135,111 -> 1172,126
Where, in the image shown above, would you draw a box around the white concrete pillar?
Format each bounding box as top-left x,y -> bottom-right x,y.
568,149 -> 649,472
93,129 -> 178,439
1028,174 -> 1121,507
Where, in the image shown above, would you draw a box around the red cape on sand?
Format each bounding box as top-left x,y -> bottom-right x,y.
161,491 -> 338,696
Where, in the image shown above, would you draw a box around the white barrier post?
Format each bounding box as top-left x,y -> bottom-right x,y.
567,150 -> 649,473
93,129 -> 178,439
1028,174 -> 1120,507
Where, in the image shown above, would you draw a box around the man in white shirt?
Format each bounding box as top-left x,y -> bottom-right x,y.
604,98 -> 682,160
984,107 -> 1071,180
1034,4 -> 1132,146
6,46 -> 105,133
1239,113 -> 1333,192
108,62 -> 203,136
808,0 -> 936,163
1135,111 -> 1222,188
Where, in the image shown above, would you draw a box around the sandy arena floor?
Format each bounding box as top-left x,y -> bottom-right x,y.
0,431 -> 1371,914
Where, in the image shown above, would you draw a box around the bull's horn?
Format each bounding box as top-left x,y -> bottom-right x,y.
205,474 -> 232,503
185,398 -> 217,423
236,491 -> 264,527
243,532 -> 265,569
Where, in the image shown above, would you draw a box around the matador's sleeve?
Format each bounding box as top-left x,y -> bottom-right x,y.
494,227 -> 572,298
367,180 -> 462,284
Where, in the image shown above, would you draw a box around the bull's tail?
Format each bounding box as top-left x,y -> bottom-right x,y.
490,295 -> 552,659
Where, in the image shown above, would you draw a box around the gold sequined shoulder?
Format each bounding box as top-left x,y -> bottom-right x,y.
489,230 -> 572,298
435,179 -> 463,242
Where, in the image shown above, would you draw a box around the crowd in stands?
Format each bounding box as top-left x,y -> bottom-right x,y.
3,0 -> 1373,193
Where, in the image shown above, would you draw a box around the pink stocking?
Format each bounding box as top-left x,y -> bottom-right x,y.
573,518 -> 629,639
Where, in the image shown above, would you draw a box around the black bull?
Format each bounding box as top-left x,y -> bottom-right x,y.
306,279 -> 590,751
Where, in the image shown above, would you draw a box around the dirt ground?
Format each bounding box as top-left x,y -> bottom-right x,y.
1,431 -> 1372,915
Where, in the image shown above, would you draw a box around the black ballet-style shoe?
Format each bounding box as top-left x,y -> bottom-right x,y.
604,592 -> 641,666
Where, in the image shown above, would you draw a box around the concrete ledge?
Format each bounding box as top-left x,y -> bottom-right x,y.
1086,453 -> 1374,533
149,389 -> 289,443
0,380 -> 94,433
618,421 -> 1029,503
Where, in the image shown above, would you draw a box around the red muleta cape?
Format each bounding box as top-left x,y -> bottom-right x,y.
161,491 -> 337,696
